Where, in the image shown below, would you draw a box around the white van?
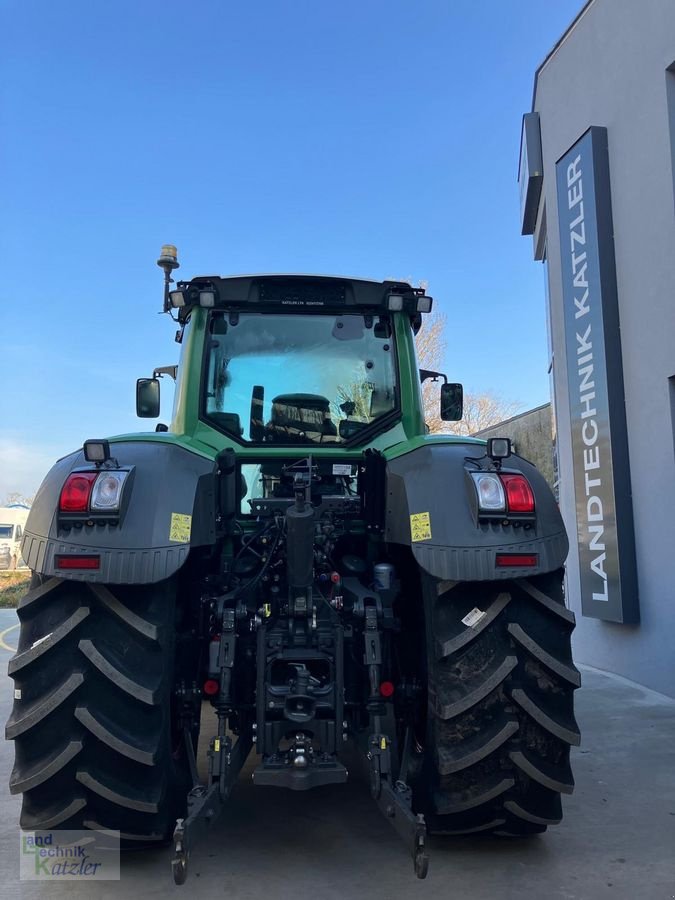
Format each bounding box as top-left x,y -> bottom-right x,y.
0,505 -> 30,570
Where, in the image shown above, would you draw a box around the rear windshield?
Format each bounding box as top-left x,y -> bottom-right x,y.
202,312 -> 397,444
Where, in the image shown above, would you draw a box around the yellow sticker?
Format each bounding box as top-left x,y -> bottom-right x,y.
380,737 -> 387,750
410,512 -> 432,542
214,738 -> 220,752
263,603 -> 271,618
169,513 -> 192,543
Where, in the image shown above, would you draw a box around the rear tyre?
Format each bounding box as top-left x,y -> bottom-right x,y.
421,570 -> 580,835
6,574 -> 185,842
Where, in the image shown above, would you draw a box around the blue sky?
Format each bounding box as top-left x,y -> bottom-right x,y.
0,0 -> 583,498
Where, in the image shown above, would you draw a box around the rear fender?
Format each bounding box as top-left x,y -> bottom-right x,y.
21,441 -> 217,584
385,442 -> 568,581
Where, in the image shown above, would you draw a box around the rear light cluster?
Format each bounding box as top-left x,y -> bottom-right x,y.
471,471 -> 535,516
59,470 -> 129,515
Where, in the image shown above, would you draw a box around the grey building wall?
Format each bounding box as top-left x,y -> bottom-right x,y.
474,403 -> 556,491
529,0 -> 675,695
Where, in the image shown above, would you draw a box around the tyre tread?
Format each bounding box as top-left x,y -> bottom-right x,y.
7,576 -> 181,841
424,571 -> 578,836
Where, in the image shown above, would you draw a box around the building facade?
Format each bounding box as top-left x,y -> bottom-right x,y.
519,0 -> 675,696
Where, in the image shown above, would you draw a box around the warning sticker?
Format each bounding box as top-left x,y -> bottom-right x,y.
410,512 -> 432,542
461,607 -> 487,628
169,513 -> 192,543
332,464 -> 354,476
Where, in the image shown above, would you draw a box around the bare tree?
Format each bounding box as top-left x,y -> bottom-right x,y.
414,312 -> 522,434
415,311 -> 447,433
2,492 -> 34,507
333,381 -> 372,421
441,392 -> 523,436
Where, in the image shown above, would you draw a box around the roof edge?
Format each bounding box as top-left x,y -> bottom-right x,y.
472,401 -> 552,436
530,0 -> 596,110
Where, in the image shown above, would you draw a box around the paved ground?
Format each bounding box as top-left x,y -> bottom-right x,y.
0,606 -> 673,900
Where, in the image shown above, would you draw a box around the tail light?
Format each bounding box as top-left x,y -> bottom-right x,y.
59,473 -> 98,512
498,474 -> 535,514
59,470 -> 129,514
471,471 -> 535,516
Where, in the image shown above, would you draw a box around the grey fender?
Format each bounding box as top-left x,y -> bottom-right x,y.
384,442 -> 568,581
21,441 -> 217,584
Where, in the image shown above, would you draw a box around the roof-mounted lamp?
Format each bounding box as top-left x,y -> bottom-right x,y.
157,244 -> 180,312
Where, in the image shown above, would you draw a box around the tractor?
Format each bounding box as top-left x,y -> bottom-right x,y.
7,247 -> 579,882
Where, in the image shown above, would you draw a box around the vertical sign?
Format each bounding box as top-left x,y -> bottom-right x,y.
556,127 -> 639,623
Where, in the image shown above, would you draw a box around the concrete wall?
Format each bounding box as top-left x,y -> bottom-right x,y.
474,404 -> 556,491
531,0 -> 675,695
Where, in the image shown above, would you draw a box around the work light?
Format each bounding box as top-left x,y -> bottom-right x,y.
169,290 -> 187,308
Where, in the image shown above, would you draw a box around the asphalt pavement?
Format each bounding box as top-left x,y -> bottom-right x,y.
0,606 -> 673,900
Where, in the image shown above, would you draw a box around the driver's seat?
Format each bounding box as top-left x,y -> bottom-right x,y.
265,394 -> 339,443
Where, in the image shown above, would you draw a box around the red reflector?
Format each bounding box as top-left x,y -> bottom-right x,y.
499,474 -> 535,513
59,472 -> 98,512
379,681 -> 395,698
203,679 -> 219,696
495,553 -> 538,568
56,555 -> 100,570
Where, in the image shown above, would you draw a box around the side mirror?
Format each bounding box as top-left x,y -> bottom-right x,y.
136,378 -> 160,418
440,383 -> 463,421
